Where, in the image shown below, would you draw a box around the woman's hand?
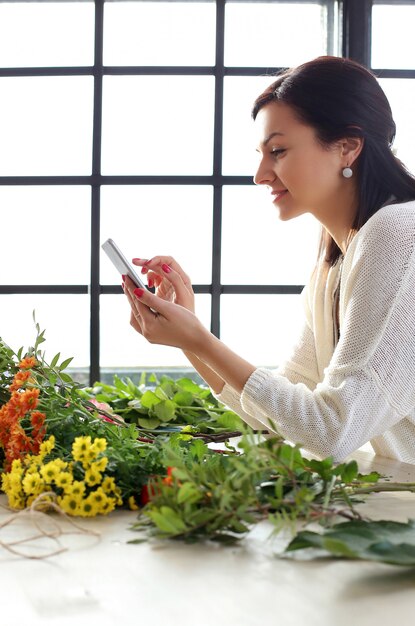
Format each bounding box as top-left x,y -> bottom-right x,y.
123,276 -> 209,353
132,256 -> 195,313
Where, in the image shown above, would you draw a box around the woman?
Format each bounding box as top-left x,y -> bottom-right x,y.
123,56 -> 415,463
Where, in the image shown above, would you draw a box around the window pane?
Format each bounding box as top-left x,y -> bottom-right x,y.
104,1 -> 216,66
225,2 -> 329,67
100,186 -> 213,285
222,187 -> 320,285
223,76 -> 277,176
0,77 -> 94,176
221,294 -> 304,367
102,76 -> 214,175
379,78 -> 415,175
100,294 -> 211,368
372,4 -> 415,69
0,295 -> 90,369
0,1 -> 94,68
0,187 -> 91,285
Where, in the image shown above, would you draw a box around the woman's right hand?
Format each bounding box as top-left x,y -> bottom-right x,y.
132,256 -> 195,314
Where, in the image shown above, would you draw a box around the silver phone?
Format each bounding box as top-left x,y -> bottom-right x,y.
101,238 -> 146,289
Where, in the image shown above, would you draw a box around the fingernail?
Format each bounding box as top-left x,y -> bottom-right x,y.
141,266 -> 148,275
134,288 -> 144,298
121,282 -> 125,290
122,274 -> 126,281
161,264 -> 171,273
147,277 -> 154,288
132,258 -> 141,262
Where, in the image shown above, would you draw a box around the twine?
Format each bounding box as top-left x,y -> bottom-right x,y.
0,492 -> 101,559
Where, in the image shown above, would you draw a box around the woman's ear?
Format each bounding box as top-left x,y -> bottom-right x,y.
340,136 -> 364,167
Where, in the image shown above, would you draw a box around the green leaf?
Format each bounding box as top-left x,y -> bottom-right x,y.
59,372 -> 74,383
138,416 -> 161,429
59,356 -> 74,371
173,391 -> 194,407
147,506 -> 188,534
286,519 -> 415,565
215,410 -> 243,431
176,378 -> 204,394
357,471 -> 381,483
177,482 -> 203,505
189,438 -> 207,461
307,457 -> 334,481
50,352 -> 60,368
339,460 -> 359,483
140,390 -> 161,408
154,399 -> 176,422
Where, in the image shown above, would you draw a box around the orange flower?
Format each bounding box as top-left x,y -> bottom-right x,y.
0,364 -> 45,471
18,388 -> 40,414
18,356 -> 38,370
30,410 -> 46,428
162,466 -> 175,486
9,370 -> 31,392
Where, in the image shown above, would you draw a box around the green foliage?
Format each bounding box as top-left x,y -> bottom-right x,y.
286,519 -> 415,565
130,432 -> 388,545
3,319 -> 415,567
79,373 -> 244,434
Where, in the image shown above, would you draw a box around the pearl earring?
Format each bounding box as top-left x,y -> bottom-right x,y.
342,166 -> 353,179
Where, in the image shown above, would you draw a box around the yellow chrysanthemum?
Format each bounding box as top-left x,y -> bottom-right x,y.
100,497 -> 116,515
10,459 -> 23,473
53,458 -> 68,471
1,473 -> 11,492
9,472 -> 24,493
101,476 -> 117,494
55,471 -> 74,489
84,467 -> 102,487
39,435 -> 56,458
66,480 -> 86,497
71,436 -> 93,462
58,493 -> 82,516
90,457 -> 108,473
26,461 -> 41,474
88,487 -> 110,513
40,460 -> 61,484
78,494 -> 100,517
22,471 -> 44,496
90,438 -> 107,455
7,492 -> 25,510
81,450 -> 97,468
128,495 -> 139,511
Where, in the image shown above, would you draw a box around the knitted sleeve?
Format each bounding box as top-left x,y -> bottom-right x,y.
216,285 -> 320,431
240,204 -> 415,461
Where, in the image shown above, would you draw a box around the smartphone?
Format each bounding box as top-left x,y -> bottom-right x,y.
101,238 -> 146,290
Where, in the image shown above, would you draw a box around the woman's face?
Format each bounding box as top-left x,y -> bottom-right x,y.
254,101 -> 348,222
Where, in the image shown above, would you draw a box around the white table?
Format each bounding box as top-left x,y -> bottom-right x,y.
1,449 -> 415,626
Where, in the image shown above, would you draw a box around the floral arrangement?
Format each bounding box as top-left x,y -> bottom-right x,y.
2,434 -> 122,516
0,325 -> 164,515
0,318 -> 242,518
2,319 -> 415,566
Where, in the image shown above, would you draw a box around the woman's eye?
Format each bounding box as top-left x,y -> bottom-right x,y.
271,148 -> 286,158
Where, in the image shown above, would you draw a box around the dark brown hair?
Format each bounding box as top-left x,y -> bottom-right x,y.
252,56 -> 415,265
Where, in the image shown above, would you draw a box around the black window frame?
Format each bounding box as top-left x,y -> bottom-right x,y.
1,0 -> 410,384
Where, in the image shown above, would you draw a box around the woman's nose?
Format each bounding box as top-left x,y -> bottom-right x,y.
253,159 -> 275,186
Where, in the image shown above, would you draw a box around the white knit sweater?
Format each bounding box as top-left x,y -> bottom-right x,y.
217,200 -> 415,463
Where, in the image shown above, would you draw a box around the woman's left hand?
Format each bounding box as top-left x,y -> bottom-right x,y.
123,276 -> 210,353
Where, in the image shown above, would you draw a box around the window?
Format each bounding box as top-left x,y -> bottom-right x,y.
371,1 -> 415,176
6,0 -> 395,386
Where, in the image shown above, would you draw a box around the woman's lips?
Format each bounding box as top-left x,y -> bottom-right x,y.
272,189 -> 288,202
